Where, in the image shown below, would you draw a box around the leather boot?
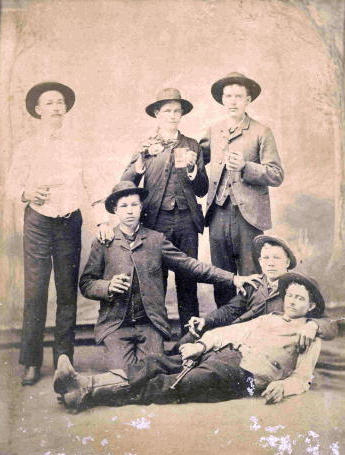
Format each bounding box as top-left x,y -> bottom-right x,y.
63,371 -> 131,411
54,355 -> 131,412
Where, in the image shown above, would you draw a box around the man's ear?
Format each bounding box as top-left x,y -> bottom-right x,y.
34,104 -> 41,116
285,256 -> 291,269
308,302 -> 316,313
258,257 -> 263,270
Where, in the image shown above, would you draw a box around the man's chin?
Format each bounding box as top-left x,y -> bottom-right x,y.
266,274 -> 280,281
123,220 -> 139,229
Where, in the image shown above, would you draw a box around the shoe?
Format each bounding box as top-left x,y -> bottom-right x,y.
22,366 -> 40,386
53,355 -> 92,411
53,354 -> 77,394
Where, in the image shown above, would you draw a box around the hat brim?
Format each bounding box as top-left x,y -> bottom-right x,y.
26,82 -> 75,119
145,99 -> 193,117
105,187 -> 148,214
211,76 -> 261,104
278,272 -> 325,318
252,235 -> 297,270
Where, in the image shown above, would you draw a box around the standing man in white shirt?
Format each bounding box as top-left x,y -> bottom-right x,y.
6,82 -> 112,385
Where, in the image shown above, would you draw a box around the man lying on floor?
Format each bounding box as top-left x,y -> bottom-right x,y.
54,271 -> 325,411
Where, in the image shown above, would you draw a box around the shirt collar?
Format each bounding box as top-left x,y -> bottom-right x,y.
119,223 -> 140,238
37,125 -> 65,141
156,128 -> 179,141
227,113 -> 247,133
263,274 -> 279,295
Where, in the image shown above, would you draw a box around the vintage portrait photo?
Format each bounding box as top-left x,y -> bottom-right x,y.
1,0 -> 344,454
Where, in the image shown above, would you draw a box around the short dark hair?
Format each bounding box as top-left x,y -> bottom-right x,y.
223,82 -> 251,97
282,281 -> 324,318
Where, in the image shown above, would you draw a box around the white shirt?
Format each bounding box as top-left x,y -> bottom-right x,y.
6,129 -> 108,223
200,313 -> 321,397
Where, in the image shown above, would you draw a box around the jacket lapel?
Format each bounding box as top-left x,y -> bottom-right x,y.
129,225 -> 147,252
113,226 -> 131,251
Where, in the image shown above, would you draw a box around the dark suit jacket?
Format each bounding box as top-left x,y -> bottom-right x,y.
121,131 -> 208,233
204,276 -> 338,340
79,225 -> 235,343
201,115 -> 284,231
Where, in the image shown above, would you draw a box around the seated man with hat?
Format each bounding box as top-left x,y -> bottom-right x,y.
75,181 -> 261,373
201,73 -> 284,307
54,271 -> 326,411
184,234 -> 337,347
121,88 -> 208,335
6,82 -> 112,386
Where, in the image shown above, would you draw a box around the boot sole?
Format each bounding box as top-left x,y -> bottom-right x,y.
53,356 -> 76,394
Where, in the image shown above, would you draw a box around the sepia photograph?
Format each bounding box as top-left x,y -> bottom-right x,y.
1,0 -> 344,454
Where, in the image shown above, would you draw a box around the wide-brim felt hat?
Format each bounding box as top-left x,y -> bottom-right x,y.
211,72 -> 261,105
252,234 -> 297,270
105,181 -> 148,213
26,82 -> 75,119
145,88 -> 193,117
278,272 -> 325,318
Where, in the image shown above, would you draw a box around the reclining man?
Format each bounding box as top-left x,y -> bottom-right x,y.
54,271 -> 326,410
77,181 -> 261,371
182,235 -> 337,348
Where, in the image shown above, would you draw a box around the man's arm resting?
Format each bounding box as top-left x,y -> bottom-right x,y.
262,339 -> 321,404
204,292 -> 250,330
79,239 -> 113,301
308,317 -> 338,340
241,128 -> 284,187
121,152 -> 145,185
162,235 -> 261,290
281,338 -> 321,398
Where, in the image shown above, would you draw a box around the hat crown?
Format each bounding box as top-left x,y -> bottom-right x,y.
111,181 -> 138,194
224,72 -> 247,79
155,88 -> 182,103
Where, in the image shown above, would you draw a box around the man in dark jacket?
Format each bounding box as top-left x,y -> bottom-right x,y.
121,88 -> 208,333
182,235 -> 337,346
77,181 -> 261,371
200,73 -> 284,306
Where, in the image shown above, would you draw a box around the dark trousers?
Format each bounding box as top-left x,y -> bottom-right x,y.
209,200 -> 262,307
103,323 -> 164,370
127,348 -> 254,404
19,206 -> 82,368
154,207 -> 199,334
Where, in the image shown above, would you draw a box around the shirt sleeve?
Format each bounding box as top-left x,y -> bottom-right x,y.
308,316 -> 338,340
200,316 -> 264,352
5,140 -> 31,204
80,143 -> 111,225
282,338 -> 321,397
